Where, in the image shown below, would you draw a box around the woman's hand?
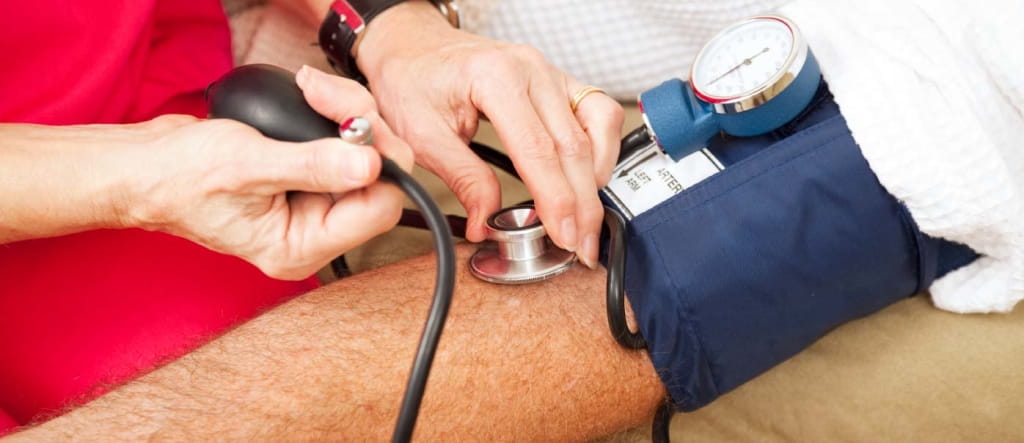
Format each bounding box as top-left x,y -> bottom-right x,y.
355,1 -> 625,268
124,69 -> 413,280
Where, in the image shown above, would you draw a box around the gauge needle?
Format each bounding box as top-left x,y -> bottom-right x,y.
708,47 -> 770,86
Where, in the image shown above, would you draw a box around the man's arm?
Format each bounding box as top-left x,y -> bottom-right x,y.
11,245 -> 664,440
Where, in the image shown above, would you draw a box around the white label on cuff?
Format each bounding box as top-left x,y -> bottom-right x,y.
602,143 -> 723,220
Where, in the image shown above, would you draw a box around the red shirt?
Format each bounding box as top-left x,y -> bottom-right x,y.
0,1 -> 318,432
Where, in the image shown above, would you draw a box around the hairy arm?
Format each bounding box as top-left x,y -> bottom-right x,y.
11,245 -> 663,440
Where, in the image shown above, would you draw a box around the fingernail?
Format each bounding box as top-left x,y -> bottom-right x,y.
580,233 -> 600,269
559,216 -> 578,252
342,148 -> 372,183
295,65 -> 312,89
297,65 -> 331,93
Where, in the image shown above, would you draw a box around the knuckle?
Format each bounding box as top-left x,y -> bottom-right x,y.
512,44 -> 546,64
516,134 -> 559,162
606,101 -> 626,123
448,166 -> 496,202
555,130 -> 593,160
469,49 -> 513,75
470,51 -> 532,92
547,192 -> 577,218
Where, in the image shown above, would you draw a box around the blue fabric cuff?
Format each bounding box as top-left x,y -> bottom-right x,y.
607,85 -> 976,411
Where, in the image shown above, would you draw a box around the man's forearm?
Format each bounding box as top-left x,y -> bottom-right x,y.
11,245 -> 664,440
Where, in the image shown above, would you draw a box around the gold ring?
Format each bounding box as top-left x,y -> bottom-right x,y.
569,86 -> 605,113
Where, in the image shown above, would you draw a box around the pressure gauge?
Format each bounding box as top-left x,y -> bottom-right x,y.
636,15 -> 820,161
691,16 -> 804,110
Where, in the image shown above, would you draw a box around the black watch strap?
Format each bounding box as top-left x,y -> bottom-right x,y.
318,0 -> 407,84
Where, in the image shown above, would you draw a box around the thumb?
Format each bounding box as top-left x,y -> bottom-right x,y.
296,65 -> 414,171
253,138 -> 382,193
296,65 -> 377,121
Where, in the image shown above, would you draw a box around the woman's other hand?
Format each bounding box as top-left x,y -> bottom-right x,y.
355,1 -> 624,268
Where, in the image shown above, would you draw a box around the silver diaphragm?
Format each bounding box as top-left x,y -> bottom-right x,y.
469,205 -> 577,284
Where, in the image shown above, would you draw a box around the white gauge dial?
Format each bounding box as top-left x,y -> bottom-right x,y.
691,17 -> 796,101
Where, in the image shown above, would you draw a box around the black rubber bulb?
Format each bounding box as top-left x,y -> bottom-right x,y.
205,64 -> 339,142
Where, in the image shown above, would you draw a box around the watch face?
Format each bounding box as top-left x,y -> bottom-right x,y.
691,16 -> 797,102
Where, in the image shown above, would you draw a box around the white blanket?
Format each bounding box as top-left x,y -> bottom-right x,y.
780,1 -> 1024,313
230,0 -> 1024,313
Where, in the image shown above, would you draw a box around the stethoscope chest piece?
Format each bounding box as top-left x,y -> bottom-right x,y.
470,205 -> 577,284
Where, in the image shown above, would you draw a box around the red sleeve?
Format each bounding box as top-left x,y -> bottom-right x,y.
0,408 -> 18,437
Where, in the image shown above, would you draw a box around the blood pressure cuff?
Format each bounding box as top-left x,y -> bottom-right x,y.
614,85 -> 978,412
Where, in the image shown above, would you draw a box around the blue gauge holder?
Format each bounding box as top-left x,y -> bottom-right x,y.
640,50 -> 821,161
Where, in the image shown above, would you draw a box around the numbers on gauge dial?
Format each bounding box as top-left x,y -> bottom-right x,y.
694,19 -> 794,98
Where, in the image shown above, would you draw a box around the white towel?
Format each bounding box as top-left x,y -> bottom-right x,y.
779,0 -> 1024,313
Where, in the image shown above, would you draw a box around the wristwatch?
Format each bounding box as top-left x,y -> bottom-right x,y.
318,0 -> 460,84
